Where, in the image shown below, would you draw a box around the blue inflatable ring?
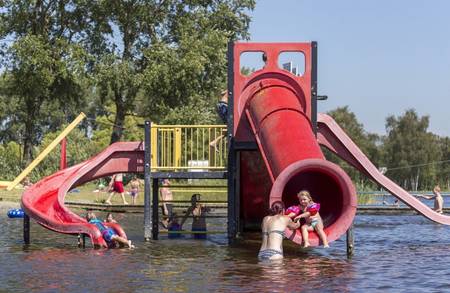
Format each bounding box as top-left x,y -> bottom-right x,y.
7,208 -> 24,218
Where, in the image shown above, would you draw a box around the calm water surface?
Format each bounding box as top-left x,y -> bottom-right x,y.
1,203 -> 450,292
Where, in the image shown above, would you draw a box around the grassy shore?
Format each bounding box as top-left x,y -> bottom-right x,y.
1,182 -> 386,206
0,181 -> 228,205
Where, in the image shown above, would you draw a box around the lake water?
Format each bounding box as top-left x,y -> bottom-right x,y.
1,202 -> 450,292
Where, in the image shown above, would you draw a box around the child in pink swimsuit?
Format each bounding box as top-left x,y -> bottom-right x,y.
286,190 -> 328,248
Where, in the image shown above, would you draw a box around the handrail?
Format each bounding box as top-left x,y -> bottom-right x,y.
7,113 -> 86,190
150,123 -> 227,171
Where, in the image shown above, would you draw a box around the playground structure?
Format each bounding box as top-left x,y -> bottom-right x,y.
19,41 -> 450,249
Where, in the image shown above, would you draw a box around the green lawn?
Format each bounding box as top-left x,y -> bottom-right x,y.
0,181 -> 228,205
0,182 -> 390,206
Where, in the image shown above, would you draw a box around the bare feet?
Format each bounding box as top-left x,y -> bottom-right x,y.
127,240 -> 135,249
105,200 -> 112,205
324,244 -> 330,248
123,201 -> 129,205
302,242 -> 310,248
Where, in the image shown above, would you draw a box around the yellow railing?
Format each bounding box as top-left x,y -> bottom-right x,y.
151,124 -> 227,170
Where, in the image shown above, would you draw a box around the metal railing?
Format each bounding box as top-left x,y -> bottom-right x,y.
151,124 -> 227,170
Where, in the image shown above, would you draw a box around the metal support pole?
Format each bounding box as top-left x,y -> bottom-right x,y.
226,41 -> 237,245
144,121 -> 152,241
311,41 -> 318,135
227,139 -> 237,244
23,213 -> 30,244
77,234 -> 86,248
346,222 -> 354,258
152,178 -> 159,240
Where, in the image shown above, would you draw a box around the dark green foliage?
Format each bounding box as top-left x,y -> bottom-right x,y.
324,106 -> 382,191
382,109 -> 441,190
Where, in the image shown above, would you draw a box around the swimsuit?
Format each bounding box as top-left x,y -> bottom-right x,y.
130,187 -> 138,197
89,219 -> 117,245
113,181 -> 124,193
192,227 -> 207,239
310,219 -> 319,229
258,249 -> 283,260
168,223 -> 182,239
262,230 -> 285,238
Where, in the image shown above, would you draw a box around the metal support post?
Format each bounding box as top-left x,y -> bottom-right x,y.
144,121 -> 152,241
311,41 -> 318,135
23,213 -> 30,244
227,139 -> 237,244
346,222 -> 354,258
152,178 -> 159,240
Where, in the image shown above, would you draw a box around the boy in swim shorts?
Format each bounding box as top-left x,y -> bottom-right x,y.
105,173 -> 128,205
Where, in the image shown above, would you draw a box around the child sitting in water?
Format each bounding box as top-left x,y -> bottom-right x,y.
86,212 -> 134,249
292,190 -> 329,248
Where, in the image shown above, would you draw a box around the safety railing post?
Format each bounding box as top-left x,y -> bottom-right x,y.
174,128 -> 182,168
144,121 -> 152,241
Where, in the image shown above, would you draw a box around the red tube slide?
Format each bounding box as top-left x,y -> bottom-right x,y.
232,43 -> 357,246
242,80 -> 356,246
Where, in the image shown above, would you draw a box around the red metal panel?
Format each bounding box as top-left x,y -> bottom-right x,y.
233,42 -> 312,142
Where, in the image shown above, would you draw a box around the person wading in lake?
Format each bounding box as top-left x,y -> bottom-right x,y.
258,201 -> 300,261
181,194 -> 210,239
416,185 -> 444,214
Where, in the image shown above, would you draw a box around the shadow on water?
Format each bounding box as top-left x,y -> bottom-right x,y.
2,205 -> 450,292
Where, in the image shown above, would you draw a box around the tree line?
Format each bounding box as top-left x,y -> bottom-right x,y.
0,1 -> 448,191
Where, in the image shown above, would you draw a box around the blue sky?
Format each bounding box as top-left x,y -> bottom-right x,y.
247,0 -> 450,136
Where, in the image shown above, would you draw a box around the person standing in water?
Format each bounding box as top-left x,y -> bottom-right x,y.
160,179 -> 174,228
258,201 -> 300,261
105,173 -> 128,205
128,176 -> 140,205
416,185 -> 444,214
181,194 -> 210,239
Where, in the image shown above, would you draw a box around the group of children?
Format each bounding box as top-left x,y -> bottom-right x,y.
87,176 -> 212,248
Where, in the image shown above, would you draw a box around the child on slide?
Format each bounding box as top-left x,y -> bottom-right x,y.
86,212 -> 134,249
287,190 -> 329,248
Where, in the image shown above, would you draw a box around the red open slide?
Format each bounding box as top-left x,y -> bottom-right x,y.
21,142 -> 144,247
317,113 -> 450,225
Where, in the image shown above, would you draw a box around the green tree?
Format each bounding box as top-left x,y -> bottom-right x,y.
0,1 -> 91,163
382,109 -> 441,190
325,106 -> 381,190
437,136 -> 450,190
87,0 -> 254,143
